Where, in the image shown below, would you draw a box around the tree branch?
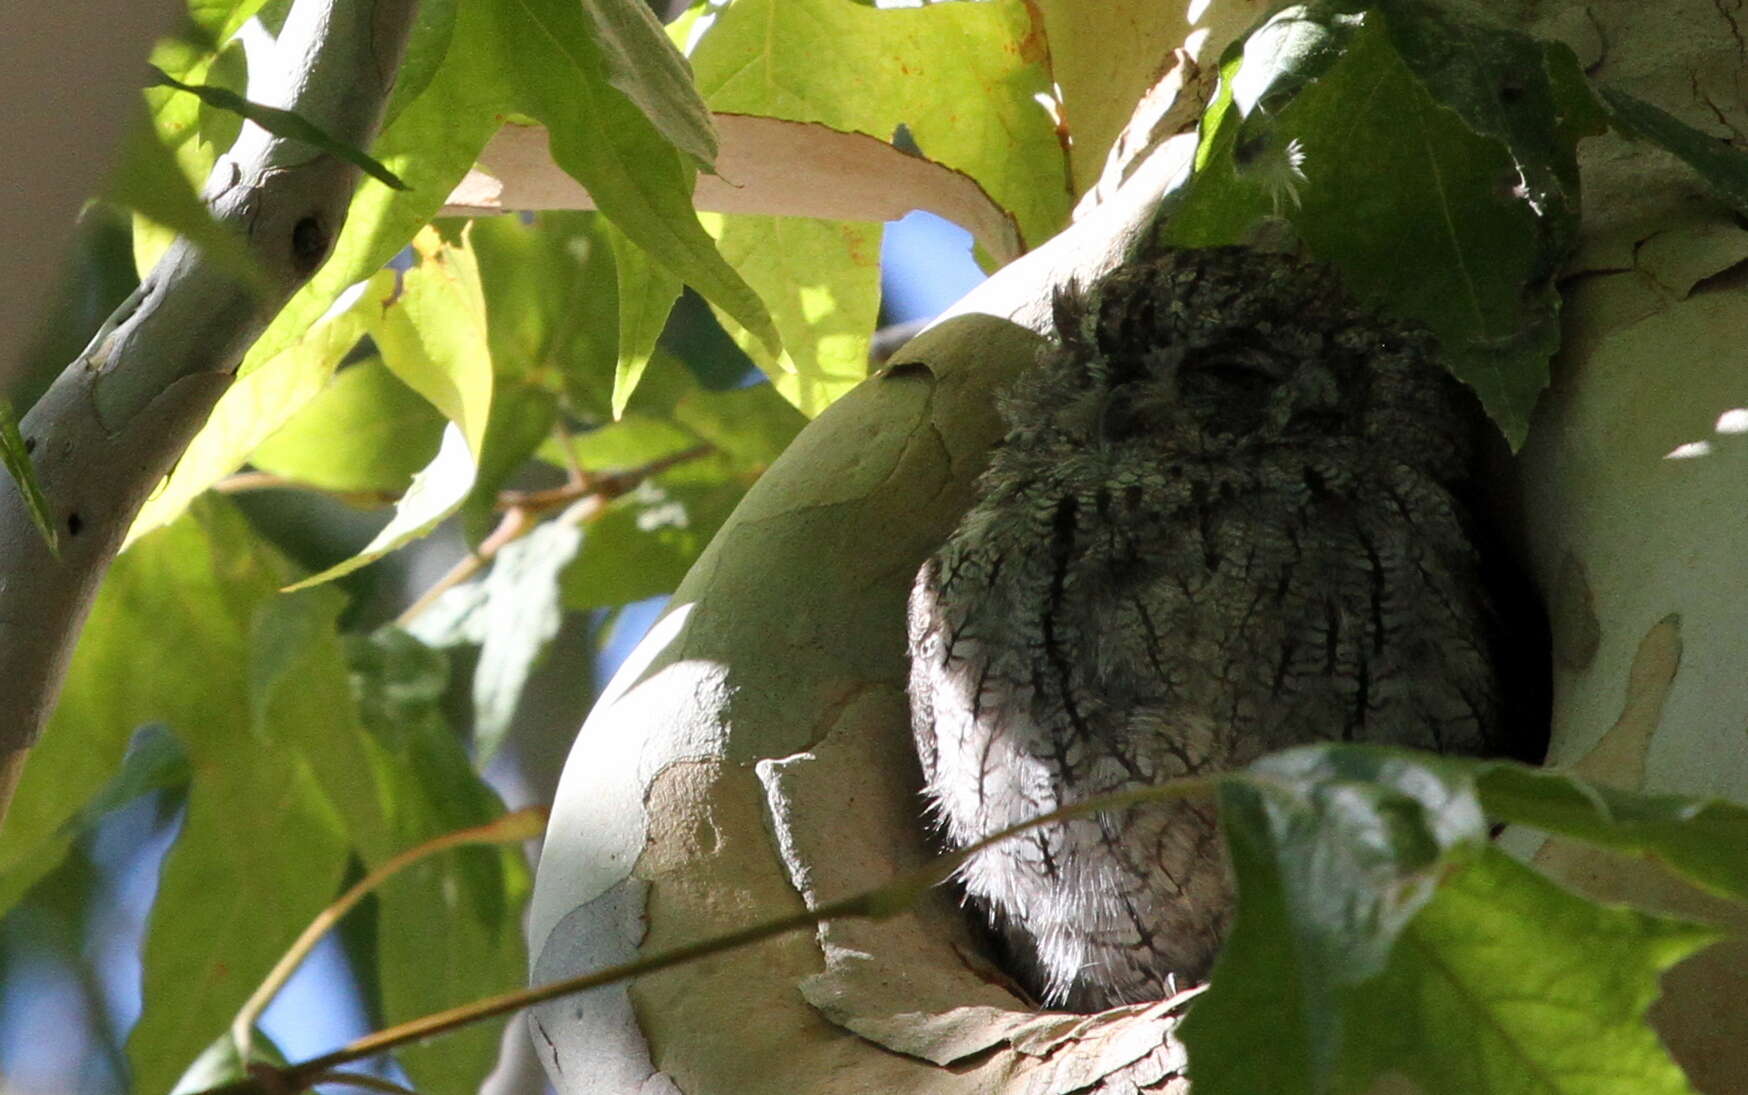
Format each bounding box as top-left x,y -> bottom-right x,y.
0,0 -> 421,820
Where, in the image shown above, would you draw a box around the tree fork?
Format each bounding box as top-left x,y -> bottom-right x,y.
0,0 -> 421,822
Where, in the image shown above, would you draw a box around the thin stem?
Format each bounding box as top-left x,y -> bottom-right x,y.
269,775 -> 1220,1089
230,807 -> 548,1057
393,444 -> 712,628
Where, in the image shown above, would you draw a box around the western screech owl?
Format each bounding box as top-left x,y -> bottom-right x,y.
907,246 -> 1542,1012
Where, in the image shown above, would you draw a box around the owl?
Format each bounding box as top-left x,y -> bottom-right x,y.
906,246 -> 1544,1012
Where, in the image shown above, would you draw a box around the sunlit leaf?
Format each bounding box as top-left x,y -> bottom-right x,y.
690,0 -> 1067,250
247,356 -> 446,494
284,231 -> 494,590
700,213 -> 883,416
126,270 -> 394,545
1339,848 -> 1712,1095
487,0 -> 776,352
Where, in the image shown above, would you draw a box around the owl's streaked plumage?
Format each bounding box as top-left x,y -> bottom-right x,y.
907,247 -> 1542,1012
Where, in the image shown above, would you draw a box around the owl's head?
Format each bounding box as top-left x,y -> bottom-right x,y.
1003,247 -> 1479,482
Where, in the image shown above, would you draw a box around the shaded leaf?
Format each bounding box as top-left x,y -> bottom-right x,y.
1479,764 -> 1748,903
407,522 -> 584,762
579,0 -> 718,168
1183,747 -> 1490,1090
1182,744 -> 1736,1094
560,477 -> 744,609
1164,2 -> 1603,446
0,724 -> 188,920
605,223 -> 682,418
461,378 -> 561,540
345,629 -> 530,1091
66,502 -> 368,1095
471,210 -> 619,420
1601,86 -> 1748,216
382,0 -> 461,129
0,397 -> 57,554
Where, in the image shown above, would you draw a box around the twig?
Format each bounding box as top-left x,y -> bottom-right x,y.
230,807 -> 548,1059
238,775 -> 1221,1092
393,444 -> 712,628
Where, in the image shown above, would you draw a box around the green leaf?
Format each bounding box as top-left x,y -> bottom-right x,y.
23,501 -> 364,1095
690,0 -> 1069,250
1600,86 -> 1748,216
605,224 -> 683,419
126,269 -> 393,545
1032,2 -> 1196,197
0,724 -> 188,921
539,348 -> 803,481
684,0 -> 1064,413
488,0 -> 777,352
1164,2 -> 1603,446
147,64 -> 409,189
407,521 -> 584,763
285,231 -> 495,590
579,0 -> 718,168
1,502 -> 313,933
1478,764 -> 1748,903
1182,746 -> 1725,1095
669,376 -> 806,473
1338,847 -> 1713,1095
0,397 -> 57,554
18,494 -> 525,1094
239,0 -> 507,375
1183,747 -> 1491,1091
185,0 -> 271,43
382,0 -> 461,128
461,378 -> 561,540
247,356 -> 447,494
700,214 -> 884,416
471,211 -> 620,420
345,629 -> 529,1092
107,100 -> 259,283
559,477 -> 744,609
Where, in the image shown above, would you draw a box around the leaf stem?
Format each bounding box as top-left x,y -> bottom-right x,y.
393,444 -> 713,627
229,807 -> 548,1057
261,775 -> 1220,1090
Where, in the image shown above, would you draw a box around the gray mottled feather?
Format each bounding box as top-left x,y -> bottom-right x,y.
907,247 -> 1525,1011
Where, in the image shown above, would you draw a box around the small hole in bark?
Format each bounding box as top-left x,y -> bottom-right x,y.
67,512 -> 83,537
291,215 -> 329,275
23,437 -> 35,454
